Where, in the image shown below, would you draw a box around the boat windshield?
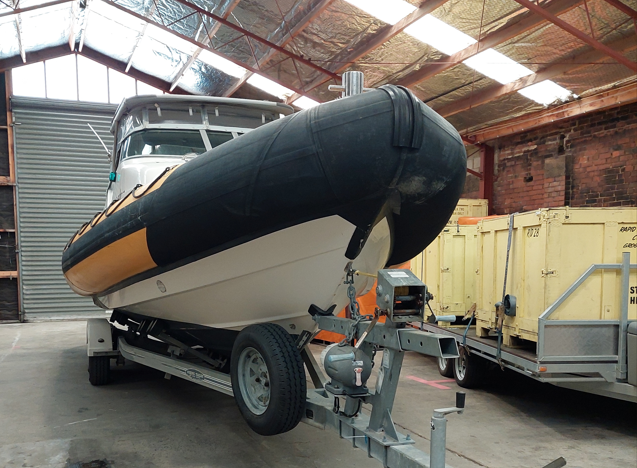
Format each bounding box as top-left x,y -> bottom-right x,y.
122,129 -> 234,159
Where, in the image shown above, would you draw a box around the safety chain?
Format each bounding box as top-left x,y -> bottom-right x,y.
346,266 -> 361,319
339,264 -> 376,346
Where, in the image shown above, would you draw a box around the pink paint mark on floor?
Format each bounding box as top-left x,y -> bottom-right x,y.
406,375 -> 455,390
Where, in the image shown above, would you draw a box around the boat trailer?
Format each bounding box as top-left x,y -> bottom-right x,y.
87,269 -> 465,468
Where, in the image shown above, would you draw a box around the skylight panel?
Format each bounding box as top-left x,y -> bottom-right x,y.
46,55 -> 78,101
137,81 -> 164,96
292,96 -> 320,109
199,50 -> 247,78
518,80 -> 575,106
77,55 -> 109,103
11,62 -> 46,98
463,49 -> 533,84
405,15 -> 477,56
247,75 -> 294,99
145,24 -> 198,56
343,0 -> 416,25
109,68 -> 136,105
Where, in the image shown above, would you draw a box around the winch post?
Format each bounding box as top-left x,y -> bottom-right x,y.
430,392 -> 466,468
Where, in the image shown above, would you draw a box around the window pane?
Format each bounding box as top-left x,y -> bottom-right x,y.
45,55 -> 78,101
124,130 -> 206,158
136,80 -> 163,96
77,55 -> 109,103
206,130 -> 234,149
12,62 -> 46,98
109,68 -> 136,105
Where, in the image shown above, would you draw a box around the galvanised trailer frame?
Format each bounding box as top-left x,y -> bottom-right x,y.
422,252 -> 636,403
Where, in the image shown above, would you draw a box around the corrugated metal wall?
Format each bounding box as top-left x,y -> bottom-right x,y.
13,97 -> 117,319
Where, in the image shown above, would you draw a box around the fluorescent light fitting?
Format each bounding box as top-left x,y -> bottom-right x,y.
293,96 -> 320,109
405,15 -> 477,55
247,74 -> 294,99
198,50 -> 247,78
463,49 -> 533,84
518,80 -> 575,106
146,24 -> 198,55
343,0 -> 416,25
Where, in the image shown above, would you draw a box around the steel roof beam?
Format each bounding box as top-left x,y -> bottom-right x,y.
435,34 -> 637,118
286,0 -> 451,103
512,0 -> 637,72
125,2 -> 157,73
395,0 -> 584,88
0,0 -> 72,18
224,0 -> 336,97
79,46 -> 190,94
463,82 -> 637,143
68,0 -> 78,51
102,0 -> 315,97
0,44 -> 70,72
170,0 -> 242,92
171,0 -> 338,79
78,0 -> 94,52
12,0 -> 26,63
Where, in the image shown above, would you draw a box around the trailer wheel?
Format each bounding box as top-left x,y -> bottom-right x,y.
231,323 -> 306,436
453,346 -> 484,388
88,356 -> 110,386
437,357 -> 454,378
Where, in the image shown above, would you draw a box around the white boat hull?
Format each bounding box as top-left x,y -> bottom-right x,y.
99,215 -> 392,332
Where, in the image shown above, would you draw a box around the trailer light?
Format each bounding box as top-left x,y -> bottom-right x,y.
539,366 -> 547,372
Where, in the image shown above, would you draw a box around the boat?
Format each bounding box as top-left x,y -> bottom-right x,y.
62,85 -> 466,337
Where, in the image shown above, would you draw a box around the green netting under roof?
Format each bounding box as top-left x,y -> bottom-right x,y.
256,51 -> 320,91
447,92 -> 544,132
411,63 -> 494,104
288,0 -> 386,85
348,32 -> 441,88
0,17 -> 19,58
148,0 -> 202,40
83,1 -> 145,63
431,0 -> 524,40
0,0 -> 634,119
209,24 -> 257,69
259,0 -> 324,62
178,57 -> 239,95
555,60 -> 637,96
19,2 -> 72,54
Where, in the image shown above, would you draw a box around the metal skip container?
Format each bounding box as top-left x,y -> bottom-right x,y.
446,198 -> 488,225
411,223 -> 480,320
475,207 -> 637,344
410,198 -> 487,322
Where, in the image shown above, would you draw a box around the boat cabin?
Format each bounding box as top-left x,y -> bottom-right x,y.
107,95 -> 294,205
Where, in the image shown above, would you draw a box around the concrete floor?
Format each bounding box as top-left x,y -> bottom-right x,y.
0,322 -> 635,468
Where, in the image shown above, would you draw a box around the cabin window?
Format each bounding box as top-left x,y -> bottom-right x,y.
123,130 -> 207,159
206,130 -> 235,149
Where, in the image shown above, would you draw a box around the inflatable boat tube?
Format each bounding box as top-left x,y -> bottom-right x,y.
62,85 -> 466,299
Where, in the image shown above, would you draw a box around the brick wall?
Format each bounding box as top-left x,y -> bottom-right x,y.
461,101 -> 637,214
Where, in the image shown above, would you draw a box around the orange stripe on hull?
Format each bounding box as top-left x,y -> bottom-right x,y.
65,228 -> 157,296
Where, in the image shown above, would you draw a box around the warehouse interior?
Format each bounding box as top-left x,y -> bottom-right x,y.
0,1 -> 636,467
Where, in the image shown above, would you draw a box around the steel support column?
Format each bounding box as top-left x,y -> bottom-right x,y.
479,144 -> 494,213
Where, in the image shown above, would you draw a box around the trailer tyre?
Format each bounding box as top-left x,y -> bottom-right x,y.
88,356 -> 110,386
453,346 -> 484,388
437,357 -> 454,378
231,323 -> 306,436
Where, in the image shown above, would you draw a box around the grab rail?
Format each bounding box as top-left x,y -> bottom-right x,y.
537,252 -> 635,380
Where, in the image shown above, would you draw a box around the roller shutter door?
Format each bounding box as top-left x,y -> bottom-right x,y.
13,97 -> 116,319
